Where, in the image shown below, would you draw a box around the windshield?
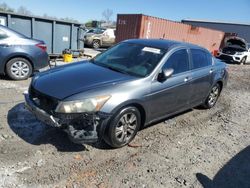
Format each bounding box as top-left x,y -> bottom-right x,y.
91,42 -> 167,77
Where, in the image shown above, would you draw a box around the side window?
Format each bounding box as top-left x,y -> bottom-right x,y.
191,49 -> 210,69
0,29 -> 8,40
163,49 -> 189,75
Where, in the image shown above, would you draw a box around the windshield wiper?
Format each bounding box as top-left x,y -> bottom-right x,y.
105,65 -> 129,75
91,61 -> 137,76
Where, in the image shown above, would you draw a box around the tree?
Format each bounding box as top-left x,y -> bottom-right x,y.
0,3 -> 14,12
17,6 -> 33,16
102,9 -> 113,23
84,20 -> 93,27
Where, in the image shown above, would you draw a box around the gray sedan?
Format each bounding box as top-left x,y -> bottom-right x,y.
25,39 -> 228,148
0,25 -> 49,80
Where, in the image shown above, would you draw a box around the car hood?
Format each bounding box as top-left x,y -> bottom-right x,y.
32,61 -> 135,100
225,37 -> 247,50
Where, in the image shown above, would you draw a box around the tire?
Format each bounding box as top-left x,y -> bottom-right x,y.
104,106 -> 141,148
240,57 -> 246,65
202,83 -> 221,109
6,58 -> 32,80
92,40 -> 100,49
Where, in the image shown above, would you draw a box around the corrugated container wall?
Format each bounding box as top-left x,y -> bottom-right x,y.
182,20 -> 250,44
116,14 -> 225,52
0,11 -> 84,54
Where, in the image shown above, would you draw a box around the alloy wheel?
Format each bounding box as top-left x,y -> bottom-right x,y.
93,40 -> 100,49
208,85 -> 220,107
10,61 -> 30,78
115,113 -> 138,143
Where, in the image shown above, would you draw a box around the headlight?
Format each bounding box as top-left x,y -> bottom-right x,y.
236,52 -> 243,55
55,95 -> 111,113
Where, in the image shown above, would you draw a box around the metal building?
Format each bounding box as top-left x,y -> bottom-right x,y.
0,11 -> 84,54
182,19 -> 250,44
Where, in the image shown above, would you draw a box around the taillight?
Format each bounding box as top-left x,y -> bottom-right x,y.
36,43 -> 47,52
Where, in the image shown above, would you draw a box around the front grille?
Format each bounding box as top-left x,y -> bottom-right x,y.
222,49 -> 236,55
218,55 -> 233,61
29,86 -> 58,114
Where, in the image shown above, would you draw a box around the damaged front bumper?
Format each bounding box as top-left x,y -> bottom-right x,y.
24,93 -> 111,144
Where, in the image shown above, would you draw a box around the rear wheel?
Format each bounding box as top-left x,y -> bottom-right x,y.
92,40 -> 100,49
240,57 -> 246,65
203,83 -> 221,109
104,106 -> 141,148
6,58 -> 32,80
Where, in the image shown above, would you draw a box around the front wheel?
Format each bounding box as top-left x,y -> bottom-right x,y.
92,40 -> 100,49
104,106 -> 141,148
6,58 -> 32,80
240,57 -> 246,65
202,83 -> 221,109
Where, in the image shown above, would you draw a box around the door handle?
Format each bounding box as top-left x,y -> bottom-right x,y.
209,69 -> 214,74
184,77 -> 191,82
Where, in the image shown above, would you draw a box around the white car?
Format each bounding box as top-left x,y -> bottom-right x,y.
217,37 -> 250,65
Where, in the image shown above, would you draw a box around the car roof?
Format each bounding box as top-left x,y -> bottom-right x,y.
123,38 -> 207,51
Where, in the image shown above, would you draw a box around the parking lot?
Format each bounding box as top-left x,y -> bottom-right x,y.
0,63 -> 249,187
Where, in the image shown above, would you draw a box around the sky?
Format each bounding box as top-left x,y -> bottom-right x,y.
0,0 -> 249,24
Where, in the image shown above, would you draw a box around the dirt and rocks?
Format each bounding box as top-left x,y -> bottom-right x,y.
0,64 -> 249,188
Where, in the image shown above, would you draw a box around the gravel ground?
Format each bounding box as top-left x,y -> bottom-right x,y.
0,64 -> 249,188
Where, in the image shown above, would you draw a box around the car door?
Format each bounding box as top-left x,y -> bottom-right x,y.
189,49 -> 213,106
148,48 -> 192,120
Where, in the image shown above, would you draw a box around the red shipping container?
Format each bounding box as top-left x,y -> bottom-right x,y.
116,14 -> 225,52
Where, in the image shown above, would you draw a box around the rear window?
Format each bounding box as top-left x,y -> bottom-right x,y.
191,49 -> 210,69
0,29 -> 8,40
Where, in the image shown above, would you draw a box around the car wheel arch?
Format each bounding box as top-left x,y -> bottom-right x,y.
217,81 -> 223,91
4,55 -> 34,73
109,101 -> 147,129
93,39 -> 101,45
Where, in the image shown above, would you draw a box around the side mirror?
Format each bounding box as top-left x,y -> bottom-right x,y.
163,68 -> 174,78
158,68 -> 174,82
248,49 -> 250,52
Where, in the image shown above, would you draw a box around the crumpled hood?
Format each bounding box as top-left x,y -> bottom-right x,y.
32,61 -> 134,100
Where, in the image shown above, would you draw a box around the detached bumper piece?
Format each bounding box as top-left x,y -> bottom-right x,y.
24,93 -> 110,144
24,93 -> 61,128
59,112 -> 110,144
